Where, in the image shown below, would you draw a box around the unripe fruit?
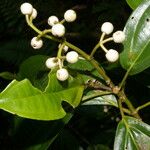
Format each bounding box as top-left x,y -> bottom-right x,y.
48,16 -> 59,26
101,22 -> 114,35
31,37 -> 43,49
45,57 -> 58,69
66,51 -> 79,64
113,31 -> 125,43
52,24 -> 65,37
56,68 -> 69,81
20,3 -> 33,15
58,44 -> 69,52
31,8 -> 37,19
64,9 -> 77,22
105,49 -> 119,62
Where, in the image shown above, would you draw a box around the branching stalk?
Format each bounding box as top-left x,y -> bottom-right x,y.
135,101 -> 150,113
25,14 -> 143,120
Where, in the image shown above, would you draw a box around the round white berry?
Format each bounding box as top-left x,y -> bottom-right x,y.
105,49 -> 119,62
66,51 -> 79,64
64,9 -> 77,22
113,31 -> 125,43
20,3 -> 33,15
58,44 -> 69,52
56,68 -> 69,81
45,57 -> 58,69
31,8 -> 37,19
31,37 -> 43,49
52,24 -> 65,37
101,22 -> 114,35
48,16 -> 59,26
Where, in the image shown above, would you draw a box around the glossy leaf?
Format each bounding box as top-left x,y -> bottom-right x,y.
126,0 -> 143,9
114,116 -> 150,150
82,91 -> 118,107
120,0 -> 150,75
0,71 -> 84,120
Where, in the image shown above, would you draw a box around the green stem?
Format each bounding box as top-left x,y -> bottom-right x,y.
60,19 -> 65,24
57,43 -> 65,58
135,101 -> 150,113
102,37 -> 113,44
64,41 -> 113,86
90,33 -> 109,57
25,15 -> 60,42
26,15 -> 42,34
82,91 -> 112,102
118,98 -> 124,118
123,108 -> 131,115
90,42 -> 100,57
100,33 -> 105,42
100,43 -> 108,53
124,95 -> 141,119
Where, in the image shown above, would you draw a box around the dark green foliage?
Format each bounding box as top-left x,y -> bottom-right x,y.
0,0 -> 150,150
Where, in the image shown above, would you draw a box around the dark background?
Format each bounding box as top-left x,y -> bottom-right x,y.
0,0 -> 150,149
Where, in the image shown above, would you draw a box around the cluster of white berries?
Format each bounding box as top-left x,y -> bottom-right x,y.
20,2 -> 77,49
101,22 -> 125,62
45,46 -> 79,81
20,3 -> 125,81
20,3 -> 37,19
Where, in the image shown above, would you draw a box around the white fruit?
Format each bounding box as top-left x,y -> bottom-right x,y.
31,37 -> 43,49
101,22 -> 114,35
64,9 -> 77,22
52,24 -> 65,37
56,68 -> 69,81
31,8 -> 37,19
66,51 -> 79,64
45,57 -> 58,69
48,16 -> 59,26
20,3 -> 33,15
113,31 -> 125,43
105,49 -> 119,62
58,44 -> 69,52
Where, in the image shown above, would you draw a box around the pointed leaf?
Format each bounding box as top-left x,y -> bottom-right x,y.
126,0 -> 143,9
120,0 -> 150,75
0,71 -> 84,120
114,116 -> 150,150
0,71 -> 15,80
82,91 -> 118,107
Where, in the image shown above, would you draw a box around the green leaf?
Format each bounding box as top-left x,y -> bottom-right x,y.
17,55 -> 49,90
120,0 -> 150,75
68,59 -> 94,71
0,71 -> 15,80
114,116 -> 150,150
126,0 -> 143,9
49,129 -> 81,150
18,55 -> 48,80
82,91 -> 118,107
0,71 -> 84,120
12,114 -> 72,150
68,59 -> 103,84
